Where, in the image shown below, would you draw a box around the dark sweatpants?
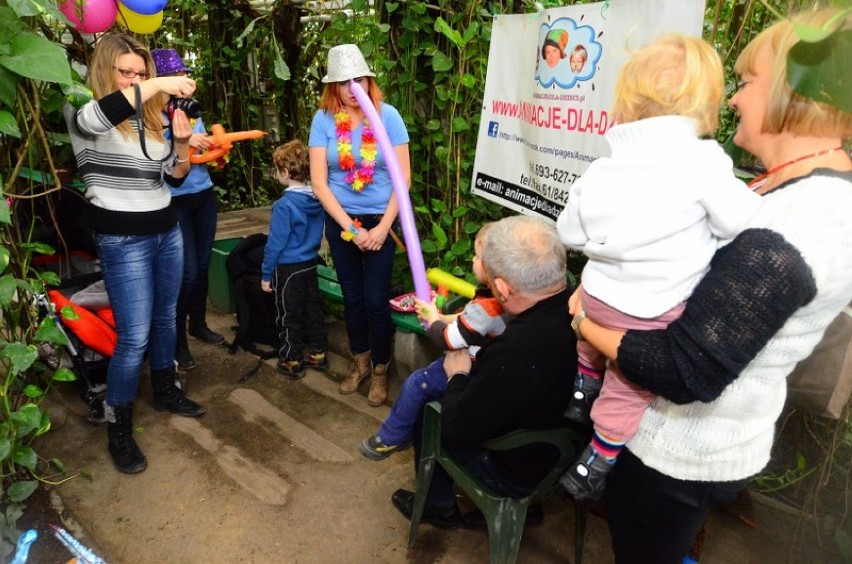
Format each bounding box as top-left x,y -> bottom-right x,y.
273,259 -> 326,361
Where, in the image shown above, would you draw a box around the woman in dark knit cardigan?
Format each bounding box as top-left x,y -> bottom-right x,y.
567,9 -> 852,563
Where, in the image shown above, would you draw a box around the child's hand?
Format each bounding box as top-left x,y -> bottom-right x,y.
414,296 -> 440,325
261,280 -> 273,293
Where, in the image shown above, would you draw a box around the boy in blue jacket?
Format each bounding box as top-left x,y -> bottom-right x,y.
261,140 -> 328,379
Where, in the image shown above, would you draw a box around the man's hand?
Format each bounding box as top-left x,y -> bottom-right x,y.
443,349 -> 472,379
261,280 -> 273,293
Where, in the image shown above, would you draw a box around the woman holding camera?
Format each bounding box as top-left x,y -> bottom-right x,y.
64,34 -> 207,475
152,49 -> 225,372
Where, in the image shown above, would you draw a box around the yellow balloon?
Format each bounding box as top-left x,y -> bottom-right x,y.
426,268 -> 477,299
116,3 -> 164,34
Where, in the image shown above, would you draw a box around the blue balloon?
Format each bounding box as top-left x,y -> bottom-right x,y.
119,0 -> 168,16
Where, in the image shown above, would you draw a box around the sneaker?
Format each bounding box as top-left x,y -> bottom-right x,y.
359,434 -> 412,461
277,358 -> 306,380
559,444 -> 614,502
188,325 -> 226,345
564,371 -> 603,425
303,349 -> 330,371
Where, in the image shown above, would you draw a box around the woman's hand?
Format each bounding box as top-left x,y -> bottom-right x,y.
443,349 -> 472,379
361,224 -> 389,252
171,109 -> 193,142
154,76 -> 196,98
568,284 -> 584,315
189,133 -> 211,150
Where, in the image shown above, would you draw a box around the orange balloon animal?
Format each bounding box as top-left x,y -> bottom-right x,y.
189,124 -> 267,164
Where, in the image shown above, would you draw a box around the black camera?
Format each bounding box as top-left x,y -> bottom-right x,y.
168,97 -> 202,119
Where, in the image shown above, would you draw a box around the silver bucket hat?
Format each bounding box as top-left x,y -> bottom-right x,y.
322,44 -> 376,83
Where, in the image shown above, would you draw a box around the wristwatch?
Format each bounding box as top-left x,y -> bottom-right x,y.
571,309 -> 587,341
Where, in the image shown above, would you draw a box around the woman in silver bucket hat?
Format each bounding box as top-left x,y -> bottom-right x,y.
309,44 -> 410,407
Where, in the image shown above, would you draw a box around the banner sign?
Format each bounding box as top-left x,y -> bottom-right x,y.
471,0 -> 706,221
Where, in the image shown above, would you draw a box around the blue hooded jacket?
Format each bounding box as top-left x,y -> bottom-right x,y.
261,186 -> 325,281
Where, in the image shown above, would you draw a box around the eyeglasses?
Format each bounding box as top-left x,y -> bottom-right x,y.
114,67 -> 150,79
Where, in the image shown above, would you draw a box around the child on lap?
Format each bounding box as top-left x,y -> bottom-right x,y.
359,224 -> 510,460
555,35 -> 762,501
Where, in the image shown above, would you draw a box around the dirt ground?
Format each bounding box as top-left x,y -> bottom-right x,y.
18,311 -> 841,563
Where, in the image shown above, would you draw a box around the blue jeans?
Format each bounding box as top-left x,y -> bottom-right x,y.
412,403 -> 535,508
325,214 -> 397,365
95,225 -> 183,405
379,358 -> 447,445
172,189 -> 217,330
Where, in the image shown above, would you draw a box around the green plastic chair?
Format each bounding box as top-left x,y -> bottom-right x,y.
408,401 -> 587,564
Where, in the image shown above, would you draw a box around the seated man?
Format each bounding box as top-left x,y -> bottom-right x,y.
391,215 -> 579,527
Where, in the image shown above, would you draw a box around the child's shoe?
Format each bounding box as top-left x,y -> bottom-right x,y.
559,444 -> 614,501
564,372 -> 603,425
277,358 -> 306,380
303,348 -> 330,371
359,434 -> 412,461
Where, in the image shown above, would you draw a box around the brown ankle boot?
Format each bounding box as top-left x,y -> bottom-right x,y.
339,351 -> 371,394
367,363 -> 389,406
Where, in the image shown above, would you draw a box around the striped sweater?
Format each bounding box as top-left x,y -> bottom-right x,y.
63,91 -> 180,235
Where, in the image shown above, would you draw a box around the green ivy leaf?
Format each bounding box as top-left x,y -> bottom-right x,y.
420,240 -> 437,253
18,241 -> 54,255
39,270 -> 61,287
450,238 -> 471,256
0,110 -> 20,138
451,117 -> 469,133
52,367 -> 77,382
452,206 -> 468,218
11,404 -> 42,437
0,273 -> 16,307
0,246 -> 9,272
432,223 -> 448,249
787,29 -> 852,113
60,305 -> 80,321
22,385 -> 43,399
7,480 -> 37,503
0,438 -> 10,461
35,316 -> 69,346
435,17 -> 463,48
0,66 -> 16,110
0,32 -> 72,85
430,198 -> 447,213
0,342 -> 38,375
432,51 -> 454,73
49,457 -> 66,473
61,81 -> 93,109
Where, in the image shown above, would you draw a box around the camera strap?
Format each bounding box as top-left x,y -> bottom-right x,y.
133,83 -> 173,163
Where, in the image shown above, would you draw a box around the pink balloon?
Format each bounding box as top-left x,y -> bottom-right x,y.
60,0 -> 118,34
349,80 -> 431,303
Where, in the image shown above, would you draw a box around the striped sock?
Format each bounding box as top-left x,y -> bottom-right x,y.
591,431 -> 625,461
578,361 -> 605,381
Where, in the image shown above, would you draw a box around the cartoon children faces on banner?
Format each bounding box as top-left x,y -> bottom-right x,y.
536,17 -> 601,89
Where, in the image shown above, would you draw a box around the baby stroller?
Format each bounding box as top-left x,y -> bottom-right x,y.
35,252 -> 115,424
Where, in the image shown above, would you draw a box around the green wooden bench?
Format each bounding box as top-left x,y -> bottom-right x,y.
317,264 -> 429,335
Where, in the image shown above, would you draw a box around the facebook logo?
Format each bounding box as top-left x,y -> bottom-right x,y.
487,121 -> 499,137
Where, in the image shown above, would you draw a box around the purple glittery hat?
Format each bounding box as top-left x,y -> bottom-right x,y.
151,49 -> 191,76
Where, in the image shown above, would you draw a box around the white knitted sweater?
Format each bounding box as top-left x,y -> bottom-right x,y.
628,172 -> 852,481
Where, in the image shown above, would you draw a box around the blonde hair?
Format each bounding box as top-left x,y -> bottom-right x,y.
735,8 -> 852,138
613,34 -> 724,135
318,76 -> 384,114
272,140 -> 310,183
87,34 -> 166,142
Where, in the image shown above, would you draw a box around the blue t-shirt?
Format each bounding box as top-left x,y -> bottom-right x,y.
308,103 -> 409,215
167,115 -> 214,196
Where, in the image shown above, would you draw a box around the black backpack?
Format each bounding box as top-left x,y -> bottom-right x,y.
225,234 -> 279,363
